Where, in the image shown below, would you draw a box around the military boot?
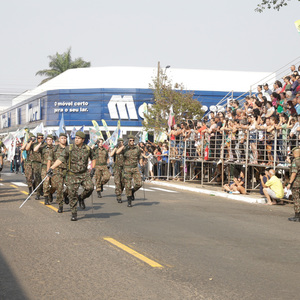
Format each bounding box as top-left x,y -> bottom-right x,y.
288,212 -> 300,222
117,196 -> 122,203
131,188 -> 135,201
64,194 -> 69,205
58,206 -> 63,213
71,213 -> 77,221
101,184 -> 104,192
78,195 -> 85,209
127,196 -> 132,207
97,191 -> 102,198
29,187 -> 33,194
35,194 -> 40,200
44,196 -> 50,205
48,193 -> 53,203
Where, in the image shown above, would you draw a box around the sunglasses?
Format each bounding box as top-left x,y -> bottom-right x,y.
37,137 -> 43,139
129,139 -> 134,141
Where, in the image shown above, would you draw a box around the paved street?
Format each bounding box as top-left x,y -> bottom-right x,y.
0,167 -> 300,300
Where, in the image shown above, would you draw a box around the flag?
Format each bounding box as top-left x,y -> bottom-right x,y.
32,122 -> 45,136
89,127 -> 99,145
92,120 -> 104,140
101,120 -> 111,139
295,20 -> 300,33
78,126 -> 84,132
70,127 -> 77,139
56,113 -> 65,137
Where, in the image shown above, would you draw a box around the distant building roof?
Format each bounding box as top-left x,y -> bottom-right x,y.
12,66 -> 273,106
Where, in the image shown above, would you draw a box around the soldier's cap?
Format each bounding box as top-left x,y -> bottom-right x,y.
37,132 -> 44,137
117,138 -> 124,142
59,133 -> 67,137
47,134 -> 53,139
128,135 -> 135,140
29,133 -> 36,138
76,131 -> 85,139
292,146 -> 300,152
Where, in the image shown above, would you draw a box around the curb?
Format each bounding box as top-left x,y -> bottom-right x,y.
149,181 -> 266,204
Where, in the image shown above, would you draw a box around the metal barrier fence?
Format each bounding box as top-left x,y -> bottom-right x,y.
143,129 -> 293,194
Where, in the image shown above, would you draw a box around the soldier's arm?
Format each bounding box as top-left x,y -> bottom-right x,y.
287,172 -> 297,189
33,142 -> 43,152
25,140 -> 33,151
116,145 -> 125,154
110,147 -> 117,157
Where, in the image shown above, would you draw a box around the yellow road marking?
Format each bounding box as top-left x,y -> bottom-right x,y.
104,237 -> 163,268
21,191 -> 29,195
39,201 -> 58,212
10,184 -> 18,188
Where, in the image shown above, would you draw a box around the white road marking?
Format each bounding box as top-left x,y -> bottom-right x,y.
0,173 -> 14,177
151,187 -> 178,193
11,182 -> 27,187
0,183 -> 3,186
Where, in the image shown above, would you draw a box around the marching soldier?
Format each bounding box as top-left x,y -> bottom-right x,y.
0,138 -> 7,171
287,147 -> 300,222
47,131 -> 95,221
21,133 -> 36,195
48,133 -> 68,213
34,134 -> 53,205
25,133 -> 44,200
116,135 -> 143,207
110,138 -> 125,203
93,138 -> 111,198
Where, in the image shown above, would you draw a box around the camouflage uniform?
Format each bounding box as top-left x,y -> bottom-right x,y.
123,145 -> 142,197
291,157 -> 300,213
58,144 -> 94,214
93,146 -> 111,191
48,144 -> 68,207
30,143 -> 43,196
113,148 -> 125,197
0,141 -> 6,170
38,144 -> 53,197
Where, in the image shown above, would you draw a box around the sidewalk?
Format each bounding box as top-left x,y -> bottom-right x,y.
149,179 -> 267,204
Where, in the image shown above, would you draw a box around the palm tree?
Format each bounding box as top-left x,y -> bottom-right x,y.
35,47 -> 91,85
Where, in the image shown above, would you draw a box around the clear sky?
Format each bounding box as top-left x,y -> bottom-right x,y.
0,0 -> 299,95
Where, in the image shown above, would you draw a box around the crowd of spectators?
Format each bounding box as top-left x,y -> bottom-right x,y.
138,65 -> 300,187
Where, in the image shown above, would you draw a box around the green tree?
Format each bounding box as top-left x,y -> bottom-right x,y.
143,69 -> 204,134
255,0 -> 299,12
35,47 -> 91,85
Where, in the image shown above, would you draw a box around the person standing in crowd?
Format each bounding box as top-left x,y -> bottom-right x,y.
48,133 -> 68,213
93,138 -> 111,198
110,138 -> 125,203
0,138 -> 7,171
47,131 -> 95,221
25,133 -> 44,200
34,134 -> 53,205
287,147 -> 300,222
116,135 -> 143,207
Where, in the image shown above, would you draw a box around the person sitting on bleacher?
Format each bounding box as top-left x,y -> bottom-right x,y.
260,169 -> 284,205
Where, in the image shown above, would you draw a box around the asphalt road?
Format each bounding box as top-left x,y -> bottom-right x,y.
0,167 -> 299,300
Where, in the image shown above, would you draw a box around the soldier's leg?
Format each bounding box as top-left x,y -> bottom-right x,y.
41,167 -> 50,197
114,170 -> 122,196
24,162 -> 33,190
32,162 -> 42,196
133,167 -> 142,192
65,173 -> 80,214
123,168 -> 133,197
293,187 -> 300,213
95,167 -> 102,192
80,172 -> 94,200
101,167 -> 111,185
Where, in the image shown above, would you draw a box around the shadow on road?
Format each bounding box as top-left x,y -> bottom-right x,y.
0,249 -> 29,300
132,201 -> 160,206
83,212 -> 122,219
